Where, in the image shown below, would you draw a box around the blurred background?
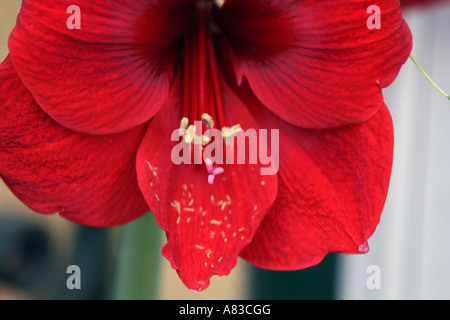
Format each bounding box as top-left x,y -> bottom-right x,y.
1,0 -> 449,299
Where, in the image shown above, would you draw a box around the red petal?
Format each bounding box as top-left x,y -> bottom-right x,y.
215,0 -> 412,129
8,0 -> 196,134
237,84 -> 393,269
136,75 -> 277,291
0,57 -> 149,227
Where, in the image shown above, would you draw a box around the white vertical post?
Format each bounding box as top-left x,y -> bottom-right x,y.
337,5 -> 450,299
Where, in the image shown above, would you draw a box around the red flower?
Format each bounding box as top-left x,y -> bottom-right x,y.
0,0 -> 412,291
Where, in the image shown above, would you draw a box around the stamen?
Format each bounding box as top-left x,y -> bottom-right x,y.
179,117 -> 189,136
221,127 -> 234,144
206,25 -> 227,129
231,124 -> 242,133
221,124 -> 242,144
198,5 -> 207,119
179,116 -> 241,146
202,113 -> 215,129
175,4 -> 249,186
184,125 -> 195,143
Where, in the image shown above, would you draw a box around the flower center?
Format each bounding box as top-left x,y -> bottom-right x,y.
177,1 -> 240,184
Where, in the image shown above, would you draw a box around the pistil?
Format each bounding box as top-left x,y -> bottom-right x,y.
178,1 -> 241,184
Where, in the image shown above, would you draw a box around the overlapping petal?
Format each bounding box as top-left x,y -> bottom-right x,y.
215,0 -> 412,129
0,57 -> 149,226
136,74 -> 277,291
8,0 -> 196,134
235,84 -> 394,268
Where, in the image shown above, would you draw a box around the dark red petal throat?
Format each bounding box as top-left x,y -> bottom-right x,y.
136,1 -> 278,291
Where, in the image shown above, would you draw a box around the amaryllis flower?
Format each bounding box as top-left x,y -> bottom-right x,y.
0,0 -> 412,291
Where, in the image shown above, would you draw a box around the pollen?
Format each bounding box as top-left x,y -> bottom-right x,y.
184,124 -> 195,143
231,124 -> 242,133
179,117 -> 189,135
146,161 -> 158,177
202,113 -> 214,128
171,200 -> 181,214
218,197 -> 231,211
221,123 -> 242,144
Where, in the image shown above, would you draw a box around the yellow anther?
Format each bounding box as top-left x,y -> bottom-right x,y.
201,113 -> 215,129
221,126 -> 233,138
185,124 -> 203,145
221,123 -> 242,144
179,117 -> 189,136
231,124 -> 242,133
180,117 -> 189,130
202,135 -> 210,146
184,125 -> 195,143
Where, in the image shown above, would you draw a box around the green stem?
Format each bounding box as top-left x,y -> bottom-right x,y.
410,54 -> 450,100
110,212 -> 162,300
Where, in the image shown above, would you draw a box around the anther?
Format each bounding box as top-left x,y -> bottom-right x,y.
184,125 -> 195,143
202,113 -> 215,129
231,124 -> 242,133
221,124 -> 241,144
179,117 -> 189,136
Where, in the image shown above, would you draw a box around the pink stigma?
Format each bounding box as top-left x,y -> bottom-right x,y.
205,158 -> 224,185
